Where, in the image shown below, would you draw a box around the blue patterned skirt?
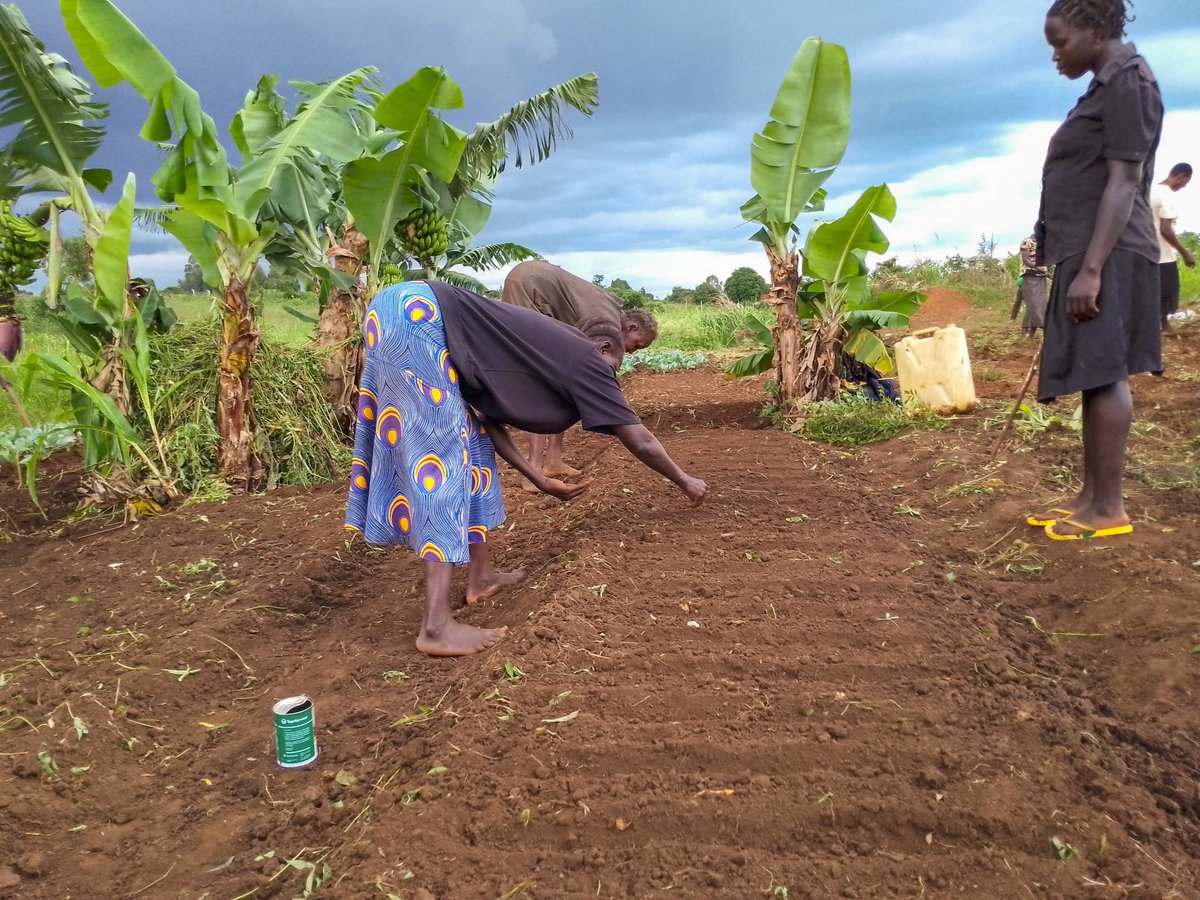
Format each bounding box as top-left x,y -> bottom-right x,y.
345,283 -> 505,563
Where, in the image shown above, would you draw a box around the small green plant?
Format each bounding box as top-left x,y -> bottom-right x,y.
801,392 -> 946,445
283,857 -> 332,898
618,348 -> 709,375
1010,403 -> 1081,436
180,558 -> 218,576
37,749 -> 57,777
382,670 -> 408,682
503,662 -> 525,683
1051,837 -> 1078,861
162,666 -> 201,682
0,425 -> 76,514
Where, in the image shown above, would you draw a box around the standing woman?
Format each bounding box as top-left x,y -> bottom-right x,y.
1029,0 -> 1163,540
346,281 -> 706,656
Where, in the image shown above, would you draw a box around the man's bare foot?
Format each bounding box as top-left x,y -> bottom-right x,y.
544,462 -> 582,478
416,620 -> 508,656
466,566 -> 527,605
521,477 -> 541,494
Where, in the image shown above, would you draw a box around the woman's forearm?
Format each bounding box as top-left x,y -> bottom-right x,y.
611,423 -> 687,485
479,418 -> 543,486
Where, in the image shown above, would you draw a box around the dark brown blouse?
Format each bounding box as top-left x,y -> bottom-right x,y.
1036,43 -> 1162,266
430,282 -> 640,435
501,260 -> 623,327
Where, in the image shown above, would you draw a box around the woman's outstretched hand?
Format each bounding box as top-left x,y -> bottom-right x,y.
679,474 -> 707,503
540,476 -> 592,501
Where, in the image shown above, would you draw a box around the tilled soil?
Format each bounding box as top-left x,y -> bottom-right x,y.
1,329 -> 1197,899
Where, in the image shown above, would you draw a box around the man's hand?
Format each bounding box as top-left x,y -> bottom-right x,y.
1183,249 -> 1196,268
540,476 -> 592,501
1066,270 -> 1102,323
678,474 -> 707,503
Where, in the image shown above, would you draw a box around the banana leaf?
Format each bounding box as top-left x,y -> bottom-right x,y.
803,184 -> 896,285
750,38 -> 850,227
0,5 -> 106,185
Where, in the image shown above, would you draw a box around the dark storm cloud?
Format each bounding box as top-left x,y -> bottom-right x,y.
15,0 -> 1199,288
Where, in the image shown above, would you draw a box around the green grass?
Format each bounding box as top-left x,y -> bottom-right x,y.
800,393 -> 947,445
166,291 -> 318,347
650,303 -> 765,351
0,293 -> 321,431
1179,264 -> 1200,305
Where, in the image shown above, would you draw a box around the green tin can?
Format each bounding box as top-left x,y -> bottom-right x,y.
273,695 -> 318,768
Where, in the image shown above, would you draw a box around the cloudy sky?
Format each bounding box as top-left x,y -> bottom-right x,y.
19,0 -> 1200,296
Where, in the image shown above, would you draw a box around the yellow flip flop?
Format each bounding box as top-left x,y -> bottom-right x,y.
1044,518 -> 1134,541
1026,507 -> 1073,527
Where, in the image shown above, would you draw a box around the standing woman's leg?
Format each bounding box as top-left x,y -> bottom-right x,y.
466,543 -> 525,605
521,433 -> 548,493
417,558 -> 507,656
1072,379 -> 1132,530
543,432 -> 581,478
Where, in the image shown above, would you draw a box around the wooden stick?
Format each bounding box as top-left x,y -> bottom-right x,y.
0,371 -> 34,428
989,338 -> 1043,462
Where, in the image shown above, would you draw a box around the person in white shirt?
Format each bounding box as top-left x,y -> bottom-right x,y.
1149,162 -> 1195,334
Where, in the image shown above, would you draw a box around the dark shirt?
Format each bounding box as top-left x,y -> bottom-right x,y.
430,281 -> 640,435
1036,43 -> 1162,266
501,260 -> 623,327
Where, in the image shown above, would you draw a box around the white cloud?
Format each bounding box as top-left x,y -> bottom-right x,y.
878,109 -> 1200,263
129,250 -> 190,287
476,249 -> 770,297
1140,30 -> 1200,91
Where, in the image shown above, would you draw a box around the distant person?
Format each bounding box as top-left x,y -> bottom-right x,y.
1014,236 -> 1050,338
1149,162 -> 1195,334
345,281 -> 705,656
1028,0 -> 1161,541
502,260 -> 658,491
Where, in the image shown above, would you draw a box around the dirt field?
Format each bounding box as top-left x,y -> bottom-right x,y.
1,317 -> 1198,899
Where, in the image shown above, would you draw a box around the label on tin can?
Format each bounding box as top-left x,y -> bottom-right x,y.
273,695 -> 318,768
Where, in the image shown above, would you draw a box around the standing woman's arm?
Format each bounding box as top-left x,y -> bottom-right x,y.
1066,158 -> 1142,323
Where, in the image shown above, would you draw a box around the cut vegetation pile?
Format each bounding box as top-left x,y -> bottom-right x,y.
145,317 -> 349,493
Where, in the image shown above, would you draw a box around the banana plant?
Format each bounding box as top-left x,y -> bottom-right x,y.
354,69 -> 600,293
0,2 -> 184,501
0,4 -> 130,394
729,185 -> 924,400
739,37 -> 851,406
59,0 -> 381,488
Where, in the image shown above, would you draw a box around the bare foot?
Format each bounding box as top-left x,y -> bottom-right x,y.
1029,503 -> 1081,524
544,462 -> 582,478
417,620 -> 508,656
521,477 -> 541,494
1049,508 -> 1131,536
466,566 -> 527,605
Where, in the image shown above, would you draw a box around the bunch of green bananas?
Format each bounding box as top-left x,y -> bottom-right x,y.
0,200 -> 50,295
377,263 -> 407,288
397,207 -> 448,266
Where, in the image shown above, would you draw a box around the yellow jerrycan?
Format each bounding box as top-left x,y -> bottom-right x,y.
893,325 -> 977,415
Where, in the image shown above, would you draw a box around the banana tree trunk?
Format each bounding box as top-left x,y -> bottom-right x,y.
797,318 -> 843,404
764,244 -> 801,406
315,224 -> 368,432
218,275 -> 263,490
90,272 -> 133,415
